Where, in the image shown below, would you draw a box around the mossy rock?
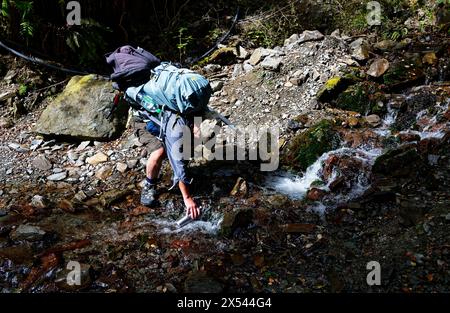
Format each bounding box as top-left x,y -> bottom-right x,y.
383,59 -> 425,91
282,120 -> 340,171
335,81 -> 387,115
203,47 -> 236,66
317,76 -> 353,103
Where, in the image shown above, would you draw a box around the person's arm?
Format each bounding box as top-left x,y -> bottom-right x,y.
179,181 -> 200,219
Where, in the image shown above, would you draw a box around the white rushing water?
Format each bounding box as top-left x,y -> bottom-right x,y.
149,205 -> 224,235
266,147 -> 382,207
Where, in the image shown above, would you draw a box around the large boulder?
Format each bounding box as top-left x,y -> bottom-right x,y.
35,75 -> 128,141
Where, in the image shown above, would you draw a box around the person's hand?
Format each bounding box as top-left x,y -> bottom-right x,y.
184,196 -> 200,220
193,122 -> 201,140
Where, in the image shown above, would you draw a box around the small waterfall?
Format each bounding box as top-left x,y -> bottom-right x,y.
266,147 -> 383,213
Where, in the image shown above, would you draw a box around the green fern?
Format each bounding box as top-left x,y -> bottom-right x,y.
2,0 -> 35,39
1,0 -> 9,17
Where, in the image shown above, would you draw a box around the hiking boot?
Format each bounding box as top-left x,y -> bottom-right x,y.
141,182 -> 158,207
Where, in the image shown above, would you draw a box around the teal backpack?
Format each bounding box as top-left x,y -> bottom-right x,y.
140,63 -> 212,115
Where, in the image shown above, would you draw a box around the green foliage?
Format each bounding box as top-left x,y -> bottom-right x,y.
238,0 -> 334,48
335,82 -> 386,115
1,0 -> 35,40
1,0 -> 9,17
18,83 -> 28,96
65,19 -> 111,67
175,27 -> 194,63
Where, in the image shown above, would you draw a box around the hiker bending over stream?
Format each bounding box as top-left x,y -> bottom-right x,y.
137,109 -> 202,220
106,46 -> 212,221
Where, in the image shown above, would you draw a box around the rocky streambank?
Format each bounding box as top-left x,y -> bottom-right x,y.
0,28 -> 449,293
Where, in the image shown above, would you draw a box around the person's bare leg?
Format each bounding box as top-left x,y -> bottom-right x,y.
141,147 -> 165,206
146,147 -> 166,180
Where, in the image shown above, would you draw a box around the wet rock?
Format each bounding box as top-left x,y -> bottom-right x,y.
35,75 -> 128,141
367,58 -> 390,78
398,132 -> 421,143
31,195 -> 49,209
47,172 -> 67,181
365,114 -> 381,127
383,59 -> 425,91
184,271 -> 224,293
283,119 -> 340,170
0,245 -> 34,265
220,208 -> 254,237
373,145 -> 425,178
349,38 -> 370,61
95,165 -> 113,180
397,195 -> 426,226
230,178 -> 248,198
56,263 -> 93,291
280,223 -> 316,234
307,188 -> 327,201
32,156 -> 52,171
266,194 -> 290,210
98,187 -> 134,208
329,176 -> 347,192
261,56 -> 282,71
10,225 -> 46,242
323,154 -> 368,186
392,89 -> 437,131
86,152 -> 108,166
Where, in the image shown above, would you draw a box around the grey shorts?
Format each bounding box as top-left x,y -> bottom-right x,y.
144,111 -> 193,187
